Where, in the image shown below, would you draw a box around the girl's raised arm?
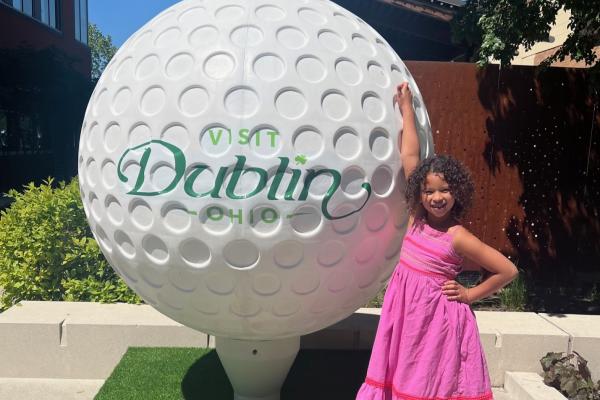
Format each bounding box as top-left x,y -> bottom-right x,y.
396,82 -> 420,180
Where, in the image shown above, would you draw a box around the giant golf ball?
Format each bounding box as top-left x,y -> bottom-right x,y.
78,0 -> 433,340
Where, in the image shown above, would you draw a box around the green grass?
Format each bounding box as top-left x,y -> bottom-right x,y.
498,271 -> 527,311
95,347 -> 371,400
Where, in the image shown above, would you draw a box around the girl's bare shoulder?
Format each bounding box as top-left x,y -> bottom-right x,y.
449,224 -> 487,258
448,223 -> 467,235
446,217 -> 467,234
449,223 -> 482,246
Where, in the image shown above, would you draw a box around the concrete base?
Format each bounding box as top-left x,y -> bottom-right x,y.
216,337 -> 300,400
0,373 -> 567,400
473,311 -> 570,386
0,301 -> 207,379
1,301 -> 596,399
0,378 -> 105,400
504,371 -> 566,400
492,387 -> 514,400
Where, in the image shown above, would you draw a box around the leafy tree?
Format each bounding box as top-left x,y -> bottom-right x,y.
88,23 -> 117,81
452,0 -> 600,73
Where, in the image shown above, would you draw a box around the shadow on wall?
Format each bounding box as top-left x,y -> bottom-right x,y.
477,65 -> 600,289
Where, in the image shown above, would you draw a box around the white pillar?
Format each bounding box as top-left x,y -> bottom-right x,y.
215,336 -> 300,400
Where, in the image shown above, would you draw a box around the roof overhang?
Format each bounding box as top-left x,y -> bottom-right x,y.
382,0 -> 462,22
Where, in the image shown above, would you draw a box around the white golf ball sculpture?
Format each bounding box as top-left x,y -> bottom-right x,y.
79,0 -> 432,397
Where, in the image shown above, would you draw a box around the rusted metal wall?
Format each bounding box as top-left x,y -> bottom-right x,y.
405,61 -> 600,284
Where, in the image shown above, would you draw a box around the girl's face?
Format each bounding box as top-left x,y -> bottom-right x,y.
420,172 -> 455,222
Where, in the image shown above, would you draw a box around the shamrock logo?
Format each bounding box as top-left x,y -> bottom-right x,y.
295,154 -> 308,165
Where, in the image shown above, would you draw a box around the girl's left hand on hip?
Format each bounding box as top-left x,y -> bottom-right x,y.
441,280 -> 471,304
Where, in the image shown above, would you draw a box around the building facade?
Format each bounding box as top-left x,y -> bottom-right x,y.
336,0 -> 466,61
0,0 -> 91,197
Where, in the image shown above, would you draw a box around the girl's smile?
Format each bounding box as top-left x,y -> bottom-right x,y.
421,173 -> 455,223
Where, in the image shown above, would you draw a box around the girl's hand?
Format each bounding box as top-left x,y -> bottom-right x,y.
395,82 -> 413,113
441,280 -> 471,305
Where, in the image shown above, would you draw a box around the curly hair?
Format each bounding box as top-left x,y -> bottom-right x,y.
405,155 -> 474,220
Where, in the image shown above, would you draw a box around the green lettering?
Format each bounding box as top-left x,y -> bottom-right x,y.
210,166 -> 229,198
284,169 -> 302,200
267,130 -> 279,147
117,140 -> 185,196
209,129 -> 223,146
226,155 -> 268,199
261,208 -> 278,223
323,183 -> 372,220
238,129 -> 250,145
267,157 -> 289,200
229,209 -> 243,224
184,164 -> 211,198
298,169 -> 340,201
207,206 -> 224,221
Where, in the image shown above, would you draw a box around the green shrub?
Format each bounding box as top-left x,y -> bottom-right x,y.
0,178 -> 141,311
366,286 -> 386,308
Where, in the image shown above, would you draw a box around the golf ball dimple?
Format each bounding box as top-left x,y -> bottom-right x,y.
79,0 -> 433,340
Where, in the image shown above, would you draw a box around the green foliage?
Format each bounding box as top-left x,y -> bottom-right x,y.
590,283 -> 600,302
498,269 -> 527,311
541,351 -> 600,400
366,286 -> 386,308
89,23 -> 118,81
453,1 -> 600,74
0,178 -> 141,311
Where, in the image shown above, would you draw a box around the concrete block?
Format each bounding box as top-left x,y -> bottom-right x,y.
1,300 -> 595,392
0,378 -> 104,400
0,303 -> 67,379
539,313 -> 600,383
475,312 -> 569,386
492,387 -> 514,400
504,371 -> 566,400
0,301 -> 209,379
474,311 -> 504,387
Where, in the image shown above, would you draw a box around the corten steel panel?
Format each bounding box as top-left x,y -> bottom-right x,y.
405,61 -> 600,283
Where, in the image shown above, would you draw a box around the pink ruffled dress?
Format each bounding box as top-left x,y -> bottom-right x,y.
356,219 -> 493,400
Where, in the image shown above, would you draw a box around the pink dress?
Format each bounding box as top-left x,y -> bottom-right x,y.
356,219 -> 493,400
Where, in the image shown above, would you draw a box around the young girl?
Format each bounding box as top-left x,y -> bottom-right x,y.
355,83 -> 519,400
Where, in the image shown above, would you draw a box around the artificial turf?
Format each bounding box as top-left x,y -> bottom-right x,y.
94,347 -> 371,400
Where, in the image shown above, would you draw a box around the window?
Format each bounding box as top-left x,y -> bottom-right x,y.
0,110 -> 50,155
0,113 -> 7,151
22,0 -> 31,16
48,0 -> 57,28
0,0 -> 61,30
74,0 -> 87,44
